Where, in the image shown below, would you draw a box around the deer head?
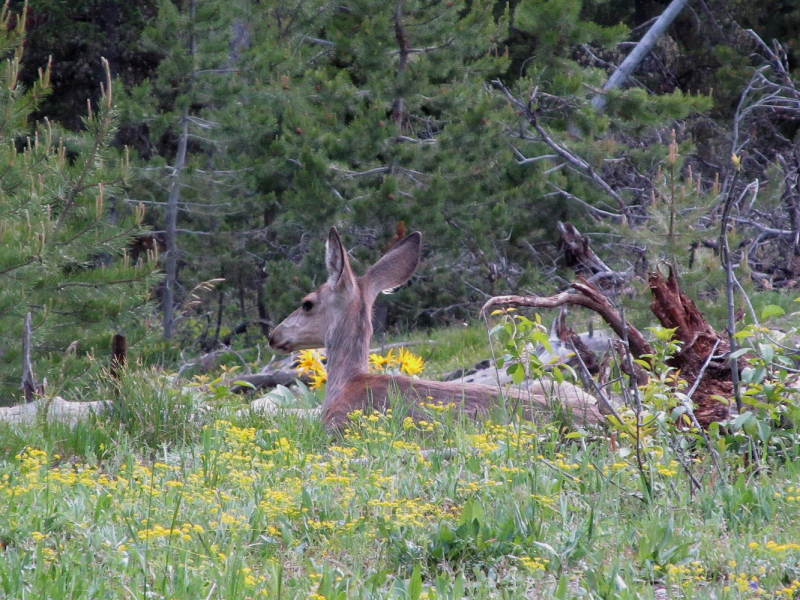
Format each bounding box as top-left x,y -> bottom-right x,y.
268,227 -> 422,356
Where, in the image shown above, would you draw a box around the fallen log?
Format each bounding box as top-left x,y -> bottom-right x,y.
0,397 -> 109,425
229,369 -> 311,393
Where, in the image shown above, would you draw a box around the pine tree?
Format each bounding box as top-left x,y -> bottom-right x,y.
0,8 -> 159,402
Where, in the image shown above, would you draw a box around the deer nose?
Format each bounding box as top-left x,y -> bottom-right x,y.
268,330 -> 283,350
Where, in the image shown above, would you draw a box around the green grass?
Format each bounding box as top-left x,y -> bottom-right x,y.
378,324 -> 497,378
2,351 -> 800,598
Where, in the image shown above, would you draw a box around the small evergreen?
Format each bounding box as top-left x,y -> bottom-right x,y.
0,9 -> 159,402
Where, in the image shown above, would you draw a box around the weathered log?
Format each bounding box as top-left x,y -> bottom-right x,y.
0,397 -> 109,425
229,369 -> 311,393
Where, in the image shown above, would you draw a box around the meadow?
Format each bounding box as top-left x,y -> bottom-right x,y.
1,325 -> 800,600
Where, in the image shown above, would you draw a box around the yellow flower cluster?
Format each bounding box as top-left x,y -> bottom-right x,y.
661,561 -> 706,584
725,572 -> 761,593
764,540 -> 800,553
368,347 -> 424,376
295,347 -> 425,389
778,580 -> 800,597
519,556 -> 549,572
296,349 -> 327,390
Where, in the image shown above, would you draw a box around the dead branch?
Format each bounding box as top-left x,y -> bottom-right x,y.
481,278 -> 653,359
20,313 -> 37,403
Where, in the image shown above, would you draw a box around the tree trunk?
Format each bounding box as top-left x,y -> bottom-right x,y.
20,312 -> 37,403
592,0 -> 689,110
162,0 -> 196,339
162,113 -> 188,339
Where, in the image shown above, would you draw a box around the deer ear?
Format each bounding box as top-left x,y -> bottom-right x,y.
361,232 -> 421,301
326,227 -> 355,291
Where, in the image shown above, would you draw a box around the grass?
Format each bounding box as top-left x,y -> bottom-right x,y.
2,330 -> 800,599
377,324 -> 497,379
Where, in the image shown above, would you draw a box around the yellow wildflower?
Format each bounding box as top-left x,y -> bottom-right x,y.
309,371 -> 327,390
397,347 -> 424,376
369,351 -> 392,370
296,349 -> 326,376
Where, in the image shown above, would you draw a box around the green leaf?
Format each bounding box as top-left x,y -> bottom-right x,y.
757,343 -> 774,364
760,305 -> 785,320
553,575 -> 569,599
452,574 -> 465,600
232,380 -> 256,390
408,563 -> 422,600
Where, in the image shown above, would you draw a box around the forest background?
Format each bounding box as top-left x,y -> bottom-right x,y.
1,0 -> 800,401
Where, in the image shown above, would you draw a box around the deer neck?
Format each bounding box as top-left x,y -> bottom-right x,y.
324,295 -> 372,398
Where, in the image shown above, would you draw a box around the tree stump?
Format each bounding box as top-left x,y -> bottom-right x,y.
649,267 -> 735,426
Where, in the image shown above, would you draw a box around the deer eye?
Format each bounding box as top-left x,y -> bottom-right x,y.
302,300 -> 314,312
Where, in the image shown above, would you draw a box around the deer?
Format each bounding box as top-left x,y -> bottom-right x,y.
268,227 -> 604,430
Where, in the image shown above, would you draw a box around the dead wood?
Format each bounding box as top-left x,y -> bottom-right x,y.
20,313 -> 37,403
557,221 -> 613,278
483,265 -> 741,427
229,369 -> 311,393
0,397 -> 109,425
649,267 -> 736,426
111,334 -> 127,379
482,278 -> 653,359
553,309 -> 599,375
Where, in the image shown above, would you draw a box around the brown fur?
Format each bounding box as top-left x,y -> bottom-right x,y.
323,374 -> 602,430
270,227 -> 603,432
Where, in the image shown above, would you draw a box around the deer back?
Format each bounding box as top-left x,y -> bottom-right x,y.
323,373 -> 602,430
